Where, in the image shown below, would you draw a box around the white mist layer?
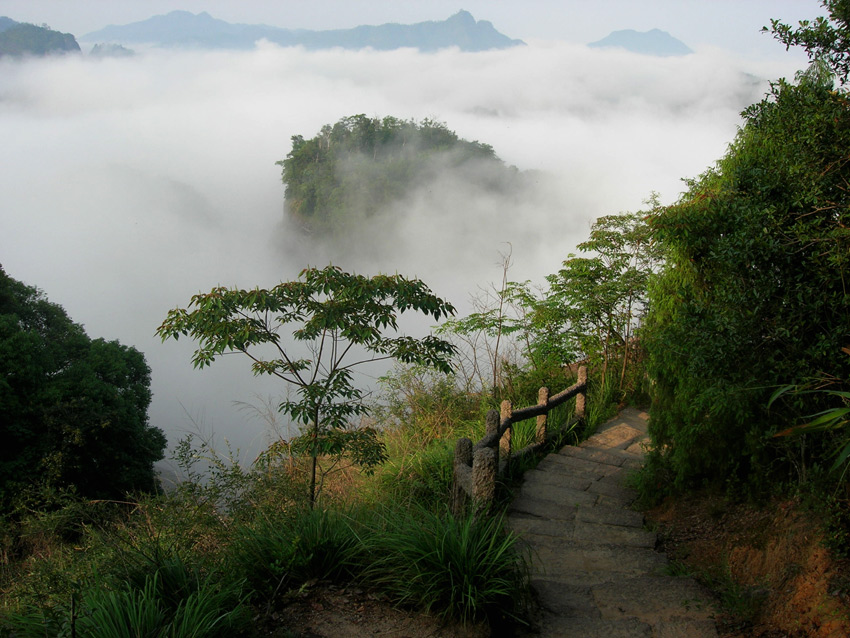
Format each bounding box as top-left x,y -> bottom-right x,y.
0,43 -> 805,467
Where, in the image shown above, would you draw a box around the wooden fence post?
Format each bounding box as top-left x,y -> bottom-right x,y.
500,400 -> 512,463
451,437 -> 473,516
536,386 -> 549,444
485,408 -> 499,467
575,365 -> 587,422
472,447 -> 496,511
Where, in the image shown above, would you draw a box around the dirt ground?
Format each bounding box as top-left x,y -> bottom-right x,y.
261,583 -> 490,638
646,493 -> 850,638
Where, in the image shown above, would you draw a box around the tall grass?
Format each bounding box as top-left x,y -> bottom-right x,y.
227,506 -> 361,601
6,565 -> 250,638
362,507 -> 530,625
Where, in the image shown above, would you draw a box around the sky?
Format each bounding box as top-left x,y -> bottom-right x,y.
0,1 -> 828,473
0,0 -> 825,59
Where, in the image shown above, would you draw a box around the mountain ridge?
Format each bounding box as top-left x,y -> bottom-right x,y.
82,10 -> 524,52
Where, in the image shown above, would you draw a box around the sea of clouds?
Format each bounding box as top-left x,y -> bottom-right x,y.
0,41 -> 805,470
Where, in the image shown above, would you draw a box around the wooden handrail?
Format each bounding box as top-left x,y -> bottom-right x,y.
452,366 -> 587,515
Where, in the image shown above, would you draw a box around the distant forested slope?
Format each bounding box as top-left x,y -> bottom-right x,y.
278,115 -> 527,234
0,20 -> 80,56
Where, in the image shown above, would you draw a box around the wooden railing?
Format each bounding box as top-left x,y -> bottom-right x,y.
451,366 -> 587,515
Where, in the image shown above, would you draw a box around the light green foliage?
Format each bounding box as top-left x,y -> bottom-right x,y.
545,206 -> 662,378
438,209 -> 659,407
157,265 -> 456,506
641,67 -> 850,496
767,0 -> 850,83
278,114 -> 515,234
373,365 -> 484,509
0,266 -> 165,510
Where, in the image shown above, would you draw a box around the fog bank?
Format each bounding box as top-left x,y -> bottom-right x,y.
0,42 -> 806,464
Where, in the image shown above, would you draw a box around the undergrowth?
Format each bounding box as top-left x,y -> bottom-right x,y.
1,361 -> 620,636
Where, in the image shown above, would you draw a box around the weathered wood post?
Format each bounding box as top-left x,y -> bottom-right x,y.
485,408 -> 500,467
451,437 -> 473,516
500,400 -> 512,464
575,365 -> 587,422
536,386 -> 550,444
471,447 -> 496,511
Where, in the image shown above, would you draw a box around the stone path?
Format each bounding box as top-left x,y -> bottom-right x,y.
508,408 -> 718,638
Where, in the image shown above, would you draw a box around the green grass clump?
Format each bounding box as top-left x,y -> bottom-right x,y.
228,506 -> 361,601
362,507 -> 530,625
6,563 -> 250,638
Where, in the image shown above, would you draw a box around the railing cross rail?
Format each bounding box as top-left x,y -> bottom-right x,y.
451,366 -> 587,515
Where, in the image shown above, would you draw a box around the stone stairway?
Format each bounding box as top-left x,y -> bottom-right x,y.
508,408 -> 718,638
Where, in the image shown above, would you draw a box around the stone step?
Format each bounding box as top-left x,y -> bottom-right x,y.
509,497 -> 645,529
535,453 -> 627,479
592,576 -> 716,624
557,445 -> 635,467
521,542 -> 668,584
531,614 -> 653,637
508,408 -> 717,638
582,423 -> 646,452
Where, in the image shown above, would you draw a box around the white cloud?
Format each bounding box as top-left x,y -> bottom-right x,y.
0,42 -> 806,461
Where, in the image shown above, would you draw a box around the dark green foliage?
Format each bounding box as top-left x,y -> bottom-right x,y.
0,266 -> 165,509
228,507 -> 361,601
7,563 -> 250,638
642,71 -> 850,496
0,22 -> 80,57
278,115 -> 515,233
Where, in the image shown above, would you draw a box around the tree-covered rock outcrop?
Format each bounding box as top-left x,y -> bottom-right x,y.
278,115 -> 524,234
0,266 -> 165,508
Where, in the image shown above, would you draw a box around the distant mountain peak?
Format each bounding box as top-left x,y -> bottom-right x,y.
448,10 -> 476,26
588,28 -> 692,57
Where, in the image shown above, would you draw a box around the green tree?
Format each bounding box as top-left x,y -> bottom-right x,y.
277,115 -> 505,234
437,211 -> 659,398
642,68 -> 850,494
157,265 -> 456,507
0,266 -> 165,508
544,208 -> 661,382
767,0 -> 850,83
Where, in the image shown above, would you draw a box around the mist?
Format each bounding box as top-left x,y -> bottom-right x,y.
0,41 -> 806,467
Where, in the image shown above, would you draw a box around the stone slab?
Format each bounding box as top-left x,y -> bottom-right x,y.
592,576 -> 716,623
572,520 -> 656,548
533,616 -> 653,638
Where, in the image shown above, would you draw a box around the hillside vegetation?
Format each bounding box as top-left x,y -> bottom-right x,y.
0,21 -> 80,56
3,2 -> 850,636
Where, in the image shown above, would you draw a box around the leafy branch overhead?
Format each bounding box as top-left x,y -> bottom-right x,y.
157,265 -> 457,505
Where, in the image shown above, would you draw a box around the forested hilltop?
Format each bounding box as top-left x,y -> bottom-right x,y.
0,19 -> 80,56
279,115 -> 529,235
